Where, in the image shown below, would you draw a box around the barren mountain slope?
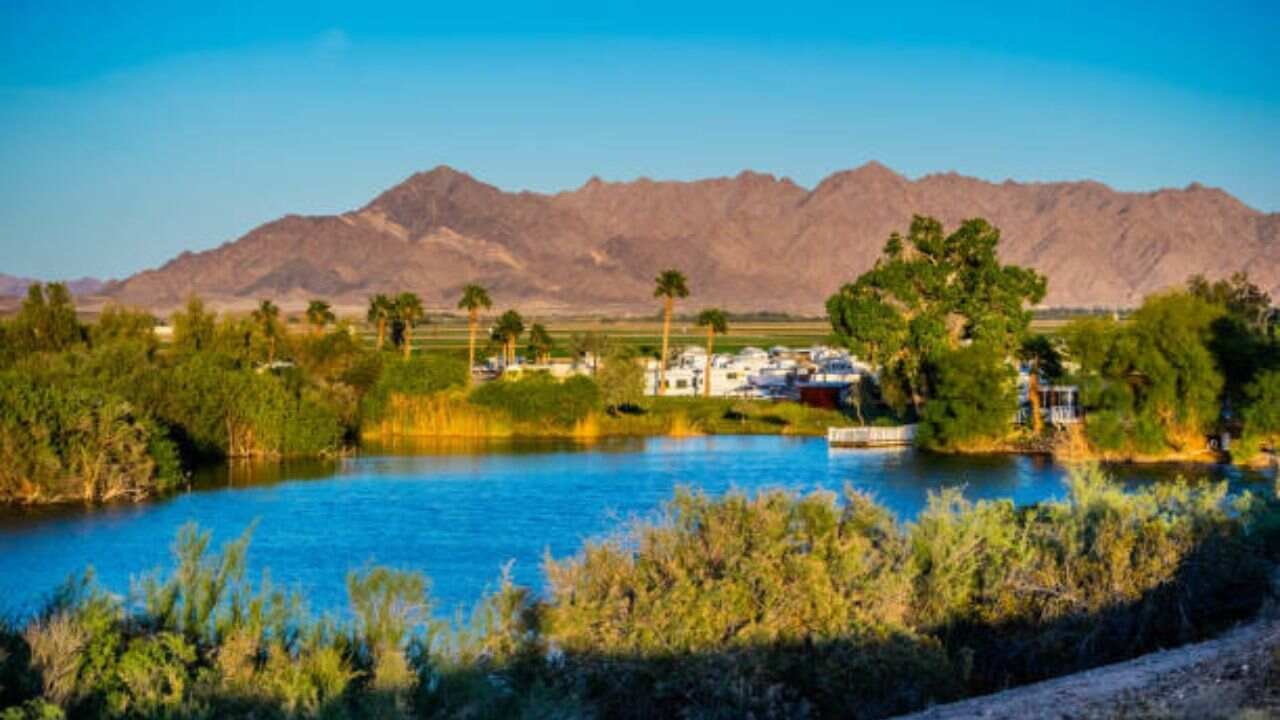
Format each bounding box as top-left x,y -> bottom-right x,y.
103,164 -> 1279,313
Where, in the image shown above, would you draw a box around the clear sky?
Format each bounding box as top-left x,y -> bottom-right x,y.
2,1 -> 1277,280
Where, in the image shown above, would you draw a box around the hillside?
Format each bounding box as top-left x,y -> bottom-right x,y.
103,164 -> 1280,313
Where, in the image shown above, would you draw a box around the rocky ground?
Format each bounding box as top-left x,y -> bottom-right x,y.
897,618 -> 1280,719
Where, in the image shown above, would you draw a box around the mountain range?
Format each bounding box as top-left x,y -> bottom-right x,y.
0,274 -> 108,299
100,163 -> 1279,314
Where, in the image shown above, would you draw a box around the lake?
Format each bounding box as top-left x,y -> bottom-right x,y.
0,436 -> 1272,617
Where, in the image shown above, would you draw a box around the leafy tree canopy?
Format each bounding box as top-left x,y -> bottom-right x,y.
826,216 -> 1045,412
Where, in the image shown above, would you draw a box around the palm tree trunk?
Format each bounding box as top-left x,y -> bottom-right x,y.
376,319 -> 386,350
403,325 -> 412,359
658,297 -> 672,397
704,327 -> 714,398
468,312 -> 477,385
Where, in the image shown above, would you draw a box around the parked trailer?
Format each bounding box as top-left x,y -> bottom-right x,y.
827,424 -> 917,447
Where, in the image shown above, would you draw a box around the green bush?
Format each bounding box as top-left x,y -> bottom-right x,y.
0,369 -> 182,503
469,373 -> 601,426
361,354 -> 469,423
917,344 -> 1017,450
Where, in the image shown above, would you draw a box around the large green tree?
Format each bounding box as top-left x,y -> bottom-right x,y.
10,282 -> 83,353
653,269 -> 690,397
826,216 -> 1046,415
1062,291 -> 1226,454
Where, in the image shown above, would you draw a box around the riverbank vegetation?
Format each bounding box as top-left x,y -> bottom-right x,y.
826,217 -> 1279,463
0,283 -> 849,504
2,465 -> 1277,718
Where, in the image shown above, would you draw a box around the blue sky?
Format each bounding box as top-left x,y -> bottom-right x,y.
2,1 -> 1277,280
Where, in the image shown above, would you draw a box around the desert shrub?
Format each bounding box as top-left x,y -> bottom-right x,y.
469,373 -> 601,426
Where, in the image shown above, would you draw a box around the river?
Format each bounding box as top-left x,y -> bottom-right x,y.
0,436 -> 1272,616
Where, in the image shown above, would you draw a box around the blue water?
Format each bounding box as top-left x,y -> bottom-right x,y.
0,436 -> 1270,617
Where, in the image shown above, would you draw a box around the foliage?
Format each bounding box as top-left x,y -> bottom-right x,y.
5,284 -> 83,356
1063,291 -> 1227,455
2,468 -> 1277,718
827,216 -> 1045,414
597,343 -> 645,411
526,323 -> 554,363
89,306 -> 156,352
469,373 -> 601,426
170,296 -> 215,354
1241,370 -> 1280,451
916,344 -> 1017,450
0,369 -> 181,503
360,354 -> 470,423
457,284 -> 493,314
304,299 -> 335,334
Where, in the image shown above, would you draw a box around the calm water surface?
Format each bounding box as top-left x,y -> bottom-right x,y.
0,436 -> 1271,616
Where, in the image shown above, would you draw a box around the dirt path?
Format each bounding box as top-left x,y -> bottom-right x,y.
896,619 -> 1280,720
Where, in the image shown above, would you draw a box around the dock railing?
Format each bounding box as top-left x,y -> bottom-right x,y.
827,424 -> 917,447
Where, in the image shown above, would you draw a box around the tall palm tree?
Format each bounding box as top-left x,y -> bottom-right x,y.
251,299 -> 282,363
495,310 -> 525,367
305,299 -> 335,335
696,308 -> 728,397
394,292 -> 425,359
653,269 -> 690,396
367,294 -> 393,350
457,284 -> 493,382
527,323 -> 554,364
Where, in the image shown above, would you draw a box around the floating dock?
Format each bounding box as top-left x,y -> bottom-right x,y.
827,424 -> 917,447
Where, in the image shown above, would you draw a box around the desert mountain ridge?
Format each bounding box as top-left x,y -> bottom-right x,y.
101,163 -> 1279,314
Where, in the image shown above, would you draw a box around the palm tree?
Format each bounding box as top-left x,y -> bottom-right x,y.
696,308 -> 728,397
653,269 -> 690,396
527,323 -> 554,364
457,284 -> 493,382
251,299 -> 282,363
305,300 -> 335,335
495,310 -> 525,367
367,294 -> 393,350
394,292 -> 425,359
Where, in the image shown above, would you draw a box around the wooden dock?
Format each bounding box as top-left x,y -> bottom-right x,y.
827,424 -> 917,447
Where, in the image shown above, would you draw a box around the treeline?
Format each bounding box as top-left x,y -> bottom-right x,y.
827,216 -> 1280,460
0,290 -> 372,503
0,282 -> 770,502
1,466 -> 1277,719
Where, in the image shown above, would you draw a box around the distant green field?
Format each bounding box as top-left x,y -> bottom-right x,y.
355,319 -> 836,358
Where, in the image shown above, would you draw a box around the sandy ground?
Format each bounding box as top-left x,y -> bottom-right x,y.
897,619 -> 1280,720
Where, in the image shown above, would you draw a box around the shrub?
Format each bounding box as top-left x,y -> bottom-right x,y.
361,355 -> 469,423
469,373 -> 601,426
0,370 -> 182,503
